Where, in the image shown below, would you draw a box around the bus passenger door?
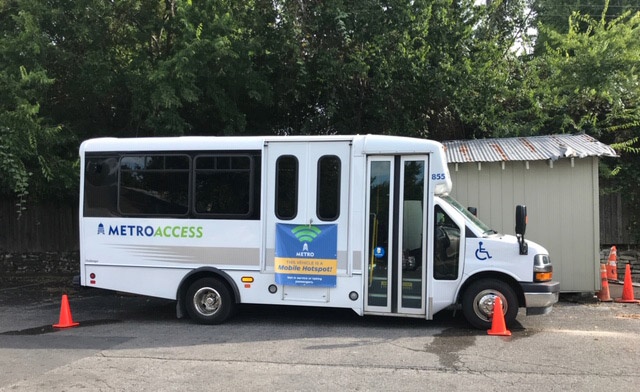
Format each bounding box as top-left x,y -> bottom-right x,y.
365,156 -> 429,316
263,141 -> 351,299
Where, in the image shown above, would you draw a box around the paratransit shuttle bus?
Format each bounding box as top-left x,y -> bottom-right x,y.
79,134 -> 559,329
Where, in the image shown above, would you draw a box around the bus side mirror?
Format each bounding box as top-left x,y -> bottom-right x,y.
515,205 -> 527,236
467,207 -> 477,216
515,205 -> 528,255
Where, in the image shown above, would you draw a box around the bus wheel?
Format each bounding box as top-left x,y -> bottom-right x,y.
185,278 -> 234,325
462,279 -> 518,330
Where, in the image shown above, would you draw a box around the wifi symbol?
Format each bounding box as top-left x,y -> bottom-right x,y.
292,225 -> 322,242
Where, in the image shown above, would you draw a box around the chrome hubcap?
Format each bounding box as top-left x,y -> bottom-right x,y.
473,289 -> 505,322
193,287 -> 221,316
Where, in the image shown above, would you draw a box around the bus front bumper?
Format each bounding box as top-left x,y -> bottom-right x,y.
521,281 -> 560,316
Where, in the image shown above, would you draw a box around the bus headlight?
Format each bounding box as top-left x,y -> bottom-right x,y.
533,254 -> 553,282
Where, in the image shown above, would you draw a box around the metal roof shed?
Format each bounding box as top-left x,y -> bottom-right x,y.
442,134 -> 617,292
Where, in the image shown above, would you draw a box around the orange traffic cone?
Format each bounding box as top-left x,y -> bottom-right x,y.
487,296 -> 511,336
606,246 -> 618,281
614,263 -> 640,304
53,294 -> 80,328
597,263 -> 613,302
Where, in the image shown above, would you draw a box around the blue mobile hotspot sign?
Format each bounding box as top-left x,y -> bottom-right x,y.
274,223 -> 338,287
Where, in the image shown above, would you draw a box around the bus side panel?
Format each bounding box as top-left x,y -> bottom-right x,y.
85,265 -> 187,299
228,270 -> 364,314
80,217 -> 262,298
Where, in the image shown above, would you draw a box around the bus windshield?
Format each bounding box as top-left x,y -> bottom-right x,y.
441,195 -> 496,236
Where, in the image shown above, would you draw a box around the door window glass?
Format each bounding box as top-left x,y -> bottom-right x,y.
317,155 -> 341,221
275,155 -> 298,220
401,160 -> 424,308
434,206 -> 460,280
367,161 -> 391,307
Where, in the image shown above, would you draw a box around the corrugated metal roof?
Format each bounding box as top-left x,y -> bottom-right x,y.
442,134 -> 617,163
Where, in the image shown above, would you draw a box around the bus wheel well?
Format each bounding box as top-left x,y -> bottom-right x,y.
176,268 -> 240,319
457,272 -> 525,308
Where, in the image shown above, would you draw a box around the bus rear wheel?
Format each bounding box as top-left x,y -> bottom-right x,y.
462,279 -> 518,330
185,278 -> 234,325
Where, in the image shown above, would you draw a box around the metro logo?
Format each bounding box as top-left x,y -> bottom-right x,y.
100,224 -> 203,239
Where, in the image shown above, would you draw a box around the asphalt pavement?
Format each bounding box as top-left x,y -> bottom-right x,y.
1,275 -> 640,391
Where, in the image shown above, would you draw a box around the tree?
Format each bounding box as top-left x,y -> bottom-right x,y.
531,1 -> 640,137
0,0 -> 76,210
3,0 -> 594,204
531,0 -> 640,240
264,0 -> 527,139
532,0 -> 640,54
452,0 -> 542,138
273,0 -> 450,135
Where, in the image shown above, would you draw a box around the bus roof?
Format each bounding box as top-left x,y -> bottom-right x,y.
80,134 -> 445,155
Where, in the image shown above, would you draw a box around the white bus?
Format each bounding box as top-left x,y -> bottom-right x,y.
79,134 -> 559,329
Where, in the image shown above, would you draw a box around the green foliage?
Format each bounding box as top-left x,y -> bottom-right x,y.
531,2 -> 640,138
531,1 -> 640,241
0,0 -> 527,141
0,1 -> 77,211
532,0 -> 639,53
1,0 -> 639,214
267,0 -> 447,135
453,0 -> 541,138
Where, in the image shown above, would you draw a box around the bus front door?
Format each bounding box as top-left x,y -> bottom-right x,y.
365,156 -> 429,316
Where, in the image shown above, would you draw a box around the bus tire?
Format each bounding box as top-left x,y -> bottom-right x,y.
185,277 -> 234,325
462,279 -> 518,330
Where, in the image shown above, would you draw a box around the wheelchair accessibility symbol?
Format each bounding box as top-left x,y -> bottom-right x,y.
475,242 -> 492,261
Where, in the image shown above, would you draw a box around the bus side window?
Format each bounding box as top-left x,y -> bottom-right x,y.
84,156 -> 119,217
434,206 -> 460,280
119,155 -> 190,216
195,155 -> 255,217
